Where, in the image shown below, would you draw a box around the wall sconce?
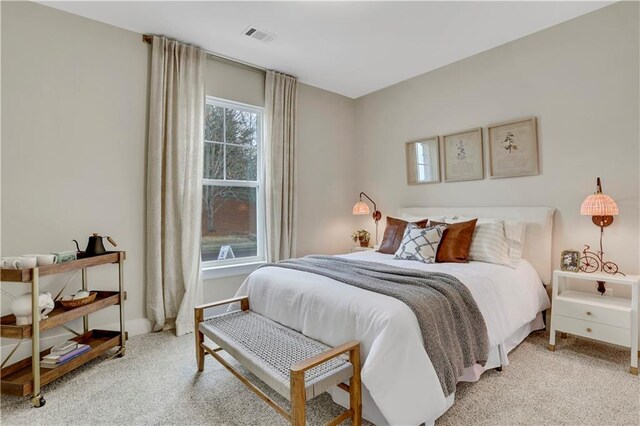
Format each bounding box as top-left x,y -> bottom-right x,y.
580,177 -> 618,228
353,192 -> 382,245
579,176 -> 624,293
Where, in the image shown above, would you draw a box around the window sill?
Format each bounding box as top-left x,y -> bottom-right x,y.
202,261 -> 266,280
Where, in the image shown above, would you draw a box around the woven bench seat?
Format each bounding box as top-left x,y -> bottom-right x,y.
200,310 -> 353,400
195,296 -> 361,426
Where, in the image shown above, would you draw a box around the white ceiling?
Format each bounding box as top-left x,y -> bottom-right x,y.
39,1 -> 613,99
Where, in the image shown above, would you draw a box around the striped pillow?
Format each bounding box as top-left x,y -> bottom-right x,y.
394,224 -> 446,263
468,222 -> 510,265
444,215 -> 526,268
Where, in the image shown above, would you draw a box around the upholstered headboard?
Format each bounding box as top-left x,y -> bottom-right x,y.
397,207 -> 556,285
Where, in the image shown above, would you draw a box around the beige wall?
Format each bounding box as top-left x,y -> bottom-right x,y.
205,59 -> 265,107
297,83 -> 357,256
1,0 -> 150,357
354,2 -> 640,275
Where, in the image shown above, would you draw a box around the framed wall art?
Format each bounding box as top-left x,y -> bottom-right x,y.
406,136 -> 440,185
488,117 -> 539,178
442,128 -> 484,182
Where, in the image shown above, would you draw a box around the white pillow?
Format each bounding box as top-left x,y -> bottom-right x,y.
503,221 -> 526,268
426,215 -> 446,224
394,224 -> 446,263
401,215 -> 445,224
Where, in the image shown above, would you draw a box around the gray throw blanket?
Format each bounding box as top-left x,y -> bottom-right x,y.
264,255 -> 489,397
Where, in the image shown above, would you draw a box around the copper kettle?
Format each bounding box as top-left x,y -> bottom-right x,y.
73,233 -> 117,257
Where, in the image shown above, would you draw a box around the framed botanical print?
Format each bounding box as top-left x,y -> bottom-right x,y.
488,117 -> 539,178
442,128 -> 484,182
406,136 -> 440,185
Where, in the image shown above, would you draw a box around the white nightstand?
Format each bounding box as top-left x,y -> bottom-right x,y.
548,270 -> 639,375
350,246 -> 374,253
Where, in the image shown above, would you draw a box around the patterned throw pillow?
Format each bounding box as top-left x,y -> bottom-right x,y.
394,224 -> 447,263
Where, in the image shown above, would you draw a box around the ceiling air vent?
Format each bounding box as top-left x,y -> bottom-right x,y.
243,26 -> 276,43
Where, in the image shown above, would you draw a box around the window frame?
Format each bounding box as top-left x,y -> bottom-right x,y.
201,96 -> 266,276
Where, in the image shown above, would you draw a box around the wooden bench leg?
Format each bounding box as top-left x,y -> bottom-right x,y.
194,295 -> 250,373
290,370 -> 306,426
195,309 -> 205,372
349,345 -> 362,426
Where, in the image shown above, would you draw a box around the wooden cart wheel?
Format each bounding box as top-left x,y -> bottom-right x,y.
31,395 -> 45,408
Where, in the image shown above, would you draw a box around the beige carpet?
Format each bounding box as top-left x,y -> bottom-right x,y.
1,330 -> 638,425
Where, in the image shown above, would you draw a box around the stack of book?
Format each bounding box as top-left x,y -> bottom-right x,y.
41,341 -> 90,369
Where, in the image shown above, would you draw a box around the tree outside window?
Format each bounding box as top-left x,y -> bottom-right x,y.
202,99 -> 264,264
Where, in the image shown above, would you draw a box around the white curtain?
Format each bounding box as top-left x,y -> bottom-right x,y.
265,71 -> 298,262
146,36 -> 205,336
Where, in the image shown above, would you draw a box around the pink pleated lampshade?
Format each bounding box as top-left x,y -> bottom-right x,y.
352,201 -> 370,215
580,193 -> 619,216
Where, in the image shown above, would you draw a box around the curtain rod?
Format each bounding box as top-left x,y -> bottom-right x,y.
142,34 -> 267,75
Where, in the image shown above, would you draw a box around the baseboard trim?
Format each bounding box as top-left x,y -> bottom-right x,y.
1,318 -> 152,364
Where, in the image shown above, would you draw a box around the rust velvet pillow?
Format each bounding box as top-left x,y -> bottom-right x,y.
434,219 -> 478,263
377,216 -> 429,254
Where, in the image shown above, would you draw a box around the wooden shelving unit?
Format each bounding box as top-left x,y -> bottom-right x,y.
1,291 -> 124,339
1,330 -> 123,397
0,251 -> 127,407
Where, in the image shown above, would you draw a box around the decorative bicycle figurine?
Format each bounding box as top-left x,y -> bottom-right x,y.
579,244 -> 623,275
579,244 -> 625,295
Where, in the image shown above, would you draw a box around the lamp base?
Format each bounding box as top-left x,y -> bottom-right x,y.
592,215 -> 613,227
372,210 -> 382,222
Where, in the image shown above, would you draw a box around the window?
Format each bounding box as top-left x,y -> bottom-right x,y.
202,97 -> 264,268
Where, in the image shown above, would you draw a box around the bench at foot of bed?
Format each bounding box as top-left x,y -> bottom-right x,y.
195,296 -> 362,426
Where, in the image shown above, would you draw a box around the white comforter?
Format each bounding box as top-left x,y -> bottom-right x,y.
235,251 -> 550,425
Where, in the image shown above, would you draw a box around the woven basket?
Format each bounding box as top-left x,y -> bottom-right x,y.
60,292 -> 97,309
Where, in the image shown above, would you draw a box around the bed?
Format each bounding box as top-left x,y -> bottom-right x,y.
234,207 -> 555,425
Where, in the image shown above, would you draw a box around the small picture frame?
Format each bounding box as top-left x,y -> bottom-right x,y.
442,127 -> 484,182
406,136 -> 440,185
488,117 -> 539,178
560,249 -> 581,272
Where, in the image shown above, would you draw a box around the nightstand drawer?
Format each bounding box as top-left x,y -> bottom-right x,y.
553,296 -> 630,329
554,315 -> 630,347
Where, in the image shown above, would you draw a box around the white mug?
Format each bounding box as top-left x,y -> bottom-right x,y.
1,256 -> 36,269
23,254 -> 58,266
16,256 -> 37,269
1,257 -> 21,269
